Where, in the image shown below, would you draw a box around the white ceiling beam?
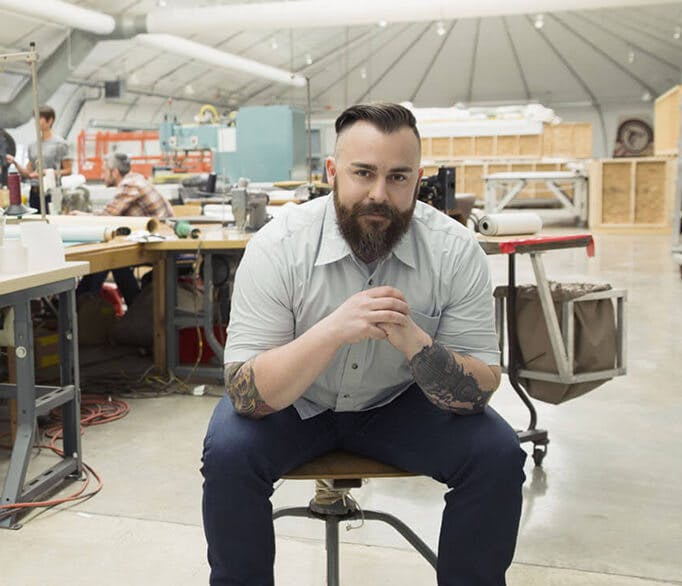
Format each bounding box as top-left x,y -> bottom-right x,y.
0,0 -> 115,35
145,0 -> 682,34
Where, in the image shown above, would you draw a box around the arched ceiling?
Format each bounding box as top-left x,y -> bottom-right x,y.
1,1 -> 681,118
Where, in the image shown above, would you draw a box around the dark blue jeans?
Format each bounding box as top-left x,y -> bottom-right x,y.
201,384 -> 526,586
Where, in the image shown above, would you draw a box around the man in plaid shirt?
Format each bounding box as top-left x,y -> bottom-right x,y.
76,152 -> 173,307
102,152 -> 173,218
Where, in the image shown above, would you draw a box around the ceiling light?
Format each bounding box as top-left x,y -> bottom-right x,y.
674,25 -> 681,40
360,67 -> 367,79
128,71 -> 140,85
157,0 -> 167,6
270,37 -> 278,50
378,20 -> 387,28
533,14 -> 544,30
436,21 -> 446,36
627,48 -> 635,64
305,53 -> 313,65
184,84 -> 195,96
641,91 -> 652,102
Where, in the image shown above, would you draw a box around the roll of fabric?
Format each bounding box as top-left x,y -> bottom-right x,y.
478,212 -> 542,236
3,224 -> 119,243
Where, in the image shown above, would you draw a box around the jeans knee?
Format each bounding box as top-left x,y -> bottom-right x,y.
466,416 -> 527,486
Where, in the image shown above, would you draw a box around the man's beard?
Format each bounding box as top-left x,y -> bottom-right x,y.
333,179 -> 416,264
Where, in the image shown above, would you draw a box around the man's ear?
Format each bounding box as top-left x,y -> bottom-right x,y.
325,157 -> 337,183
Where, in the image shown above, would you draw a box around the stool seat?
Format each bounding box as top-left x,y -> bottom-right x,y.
282,450 -> 415,480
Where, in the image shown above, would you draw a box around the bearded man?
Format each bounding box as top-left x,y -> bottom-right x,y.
201,103 -> 526,586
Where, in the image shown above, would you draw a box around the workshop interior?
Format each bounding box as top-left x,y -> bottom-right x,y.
0,1 -> 681,585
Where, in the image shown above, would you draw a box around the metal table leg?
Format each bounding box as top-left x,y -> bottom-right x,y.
506,253 -> 549,466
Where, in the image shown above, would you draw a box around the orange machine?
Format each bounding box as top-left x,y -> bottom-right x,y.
77,130 -> 213,180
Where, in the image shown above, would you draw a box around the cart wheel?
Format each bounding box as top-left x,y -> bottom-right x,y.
532,446 -> 547,467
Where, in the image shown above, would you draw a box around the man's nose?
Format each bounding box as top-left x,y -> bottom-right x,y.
368,178 -> 389,203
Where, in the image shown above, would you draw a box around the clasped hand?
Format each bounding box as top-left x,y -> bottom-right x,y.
326,286 -> 431,358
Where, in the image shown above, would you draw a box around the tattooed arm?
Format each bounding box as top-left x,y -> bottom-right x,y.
379,314 -> 501,415
408,340 -> 501,415
225,360 -> 276,419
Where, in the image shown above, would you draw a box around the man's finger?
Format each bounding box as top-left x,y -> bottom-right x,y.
367,297 -> 409,315
364,286 -> 406,301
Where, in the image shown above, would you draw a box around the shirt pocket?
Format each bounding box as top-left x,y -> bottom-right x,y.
411,310 -> 441,337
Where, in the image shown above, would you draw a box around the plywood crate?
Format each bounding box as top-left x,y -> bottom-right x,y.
654,85 -> 680,156
543,123 -> 593,158
588,157 -> 676,231
420,122 -> 592,160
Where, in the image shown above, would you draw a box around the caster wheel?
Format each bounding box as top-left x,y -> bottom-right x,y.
532,446 -> 547,467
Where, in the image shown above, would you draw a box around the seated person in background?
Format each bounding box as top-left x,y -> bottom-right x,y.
75,152 -> 173,307
5,104 -> 72,211
201,103 -> 526,586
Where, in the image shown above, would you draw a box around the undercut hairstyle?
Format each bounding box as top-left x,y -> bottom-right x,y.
335,103 -> 421,144
106,152 -> 132,176
39,105 -> 56,124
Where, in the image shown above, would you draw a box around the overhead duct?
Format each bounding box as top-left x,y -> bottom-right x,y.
0,30 -> 98,129
136,34 -> 307,88
144,0 -> 682,33
0,0 -> 115,35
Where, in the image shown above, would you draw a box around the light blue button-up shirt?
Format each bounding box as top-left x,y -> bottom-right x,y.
225,194 -> 499,419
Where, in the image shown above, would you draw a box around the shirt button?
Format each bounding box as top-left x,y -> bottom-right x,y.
368,279 -> 374,285
343,394 -> 350,398
351,363 -> 358,369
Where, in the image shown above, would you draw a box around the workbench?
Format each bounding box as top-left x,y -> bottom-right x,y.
483,170 -> 588,227
0,261 -> 90,529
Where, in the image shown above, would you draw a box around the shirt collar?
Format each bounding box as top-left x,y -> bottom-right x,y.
314,193 -> 418,269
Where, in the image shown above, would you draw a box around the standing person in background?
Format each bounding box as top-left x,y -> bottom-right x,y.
74,152 -> 173,307
4,104 -> 72,211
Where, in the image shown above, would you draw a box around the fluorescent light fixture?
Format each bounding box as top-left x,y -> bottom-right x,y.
674,25 -> 681,40
641,91 -> 652,102
627,48 -> 635,64
534,14 -> 544,29
305,53 -> 313,65
360,67 -> 367,79
378,19 -> 388,27
436,21 -> 446,36
136,34 -> 307,88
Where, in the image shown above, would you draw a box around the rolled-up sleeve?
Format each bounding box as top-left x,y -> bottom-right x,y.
224,240 -> 294,364
434,238 -> 500,366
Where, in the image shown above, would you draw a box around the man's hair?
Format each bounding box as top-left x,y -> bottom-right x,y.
334,103 -> 420,143
39,105 -> 56,124
106,152 -> 132,176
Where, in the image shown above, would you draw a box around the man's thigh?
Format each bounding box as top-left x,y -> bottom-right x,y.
202,396 -> 339,481
340,385 -> 523,485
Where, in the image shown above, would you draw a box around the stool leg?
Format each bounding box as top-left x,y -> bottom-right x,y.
325,517 -> 340,586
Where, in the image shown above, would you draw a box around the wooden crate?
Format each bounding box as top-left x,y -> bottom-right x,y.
654,85 -> 680,156
543,123 -> 593,158
588,157 -> 676,231
420,122 -> 592,160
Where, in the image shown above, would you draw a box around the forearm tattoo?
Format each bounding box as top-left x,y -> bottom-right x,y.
409,341 -> 493,415
225,360 -> 275,419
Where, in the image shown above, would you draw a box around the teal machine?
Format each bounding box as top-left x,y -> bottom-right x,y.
159,105 -> 307,183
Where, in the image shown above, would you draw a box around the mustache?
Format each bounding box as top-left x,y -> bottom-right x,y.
354,202 -> 396,218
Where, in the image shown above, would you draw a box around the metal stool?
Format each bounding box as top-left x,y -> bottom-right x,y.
273,450 -> 437,586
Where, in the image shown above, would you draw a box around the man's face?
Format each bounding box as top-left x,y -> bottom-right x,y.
327,121 -> 423,264
39,116 -> 53,134
103,165 -> 116,187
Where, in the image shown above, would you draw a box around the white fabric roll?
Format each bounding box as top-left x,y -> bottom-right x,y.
3,224 -> 116,243
478,212 -> 542,236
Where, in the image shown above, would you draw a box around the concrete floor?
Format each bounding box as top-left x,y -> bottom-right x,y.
1,230 -> 681,585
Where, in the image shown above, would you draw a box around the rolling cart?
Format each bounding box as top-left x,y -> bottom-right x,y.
480,234 -> 627,466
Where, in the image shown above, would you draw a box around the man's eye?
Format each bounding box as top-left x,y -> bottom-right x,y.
391,174 -> 407,182
355,170 -> 370,177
